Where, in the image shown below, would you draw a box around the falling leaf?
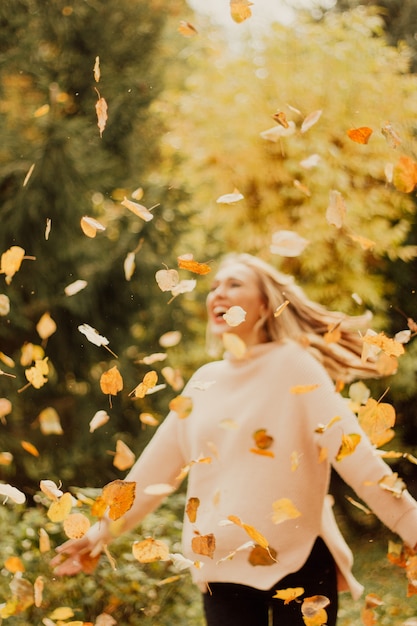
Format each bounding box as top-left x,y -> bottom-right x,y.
177,256 -> 211,275
0,246 -> 26,284
300,153 -> 321,169
39,407 -> 63,435
93,56 -> 100,82
314,416 -> 341,434
271,498 -> 301,524
273,111 -> 290,128
301,595 -> 329,626
270,230 -> 309,257
346,496 -> 371,516
335,433 -> 361,461
0,452 -> 13,466
230,0 -> 253,23
252,428 -> 274,450
45,217 -> 52,240
92,479 -> 135,521
274,300 -> 290,318
186,497 -> 200,523
96,615 -> 117,626
293,179 -> 311,196
348,232 -> 376,250
395,329 -> 412,344
227,515 -> 269,550
358,398 -> 396,447
144,483 -> 175,496
273,587 -> 305,603
161,366 -> 184,391
324,323 -> 342,344
89,410 -> 110,433
0,294 -> 10,316
48,607 -> 75,621
25,357 -> 49,389
95,89 -> 108,138
347,126 -> 373,144
216,189 -> 244,204
80,215 -> 106,238
64,279 -> 88,296
63,512 -> 91,539
79,324 -> 117,356
381,121 -> 401,148
169,395 -> 193,419
248,544 -> 278,566
155,268 -> 180,292
223,305 -> 246,327
139,412 -> 159,427
132,537 -> 170,562
47,492 -> 73,522
393,155 -> 417,193
290,384 -> 320,394
113,439 -> 135,471
34,576 -> 44,608
326,190 -> 346,229
40,479 -> 63,501
0,398 -> 12,423
191,533 -> 216,559
171,278 -> 197,297
130,370 -> 158,399
379,472 -> 406,498
159,330 -> 182,347
301,110 -> 322,133
362,331 -> 405,358
21,440 -> 39,457
140,352 -> 167,365
23,163 -> 35,187
222,332 -> 247,359
0,484 -> 26,505
260,122 -> 296,142
178,20 -> 198,36
121,196 -> 154,222
100,366 -> 123,398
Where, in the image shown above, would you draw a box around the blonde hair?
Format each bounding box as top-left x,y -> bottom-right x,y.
208,253 -> 380,382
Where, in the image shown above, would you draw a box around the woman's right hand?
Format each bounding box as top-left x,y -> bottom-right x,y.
50,520 -> 110,576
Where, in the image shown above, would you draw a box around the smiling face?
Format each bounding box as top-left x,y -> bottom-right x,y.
206,261 -> 269,347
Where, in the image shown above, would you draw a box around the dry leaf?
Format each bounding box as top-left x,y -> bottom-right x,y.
65,279 -> 88,296
381,121 -> 401,148
178,20 -> 198,37
80,215 -> 106,238
271,498 -> 301,524
38,407 -> 63,435
47,492 -> 73,522
216,189 -> 244,204
100,366 -> 123,397
63,512 -> 91,539
34,575 -> 44,608
260,122 -> 296,142
378,472 -> 406,498
113,439 -> 135,471
139,412 -> 159,427
252,428 -> 274,450
45,217 -> 51,240
222,332 -> 247,359
348,232 -> 376,250
177,256 -> 211,275
347,126 -> 373,144
121,196 -> 154,222
222,305 -> 246,327
335,433 -> 361,461
155,268 -> 180,292
23,163 -> 35,187
93,56 -> 100,82
21,440 -> 40,457
191,533 -> 216,559
159,330 -> 182,347
230,0 -> 253,22
393,155 -> 417,193
270,230 -> 309,257
132,537 -> 170,562
169,395 -> 193,419
273,587 -> 304,603
0,246 -> 26,284
358,398 -> 395,447
301,595 -> 329,626
89,410 -> 110,433
93,479 -> 136,521
274,300 -> 290,318
314,416 -> 341,433
362,331 -> 405,358
130,370 -> 158,399
326,190 -> 346,229
40,479 -> 63,501
301,110 -> 322,133
273,111 -> 290,128
290,384 -> 320,395
0,294 -> 10,316
25,357 -> 49,389
186,497 -> 200,523
95,89 -> 108,138
227,515 -> 269,550
161,366 -> 184,391
248,544 -> 278,566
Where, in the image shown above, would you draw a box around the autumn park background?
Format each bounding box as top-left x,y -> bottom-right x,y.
1,0 -> 417,623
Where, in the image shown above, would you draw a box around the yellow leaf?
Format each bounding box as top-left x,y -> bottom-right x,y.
0,246 -> 26,284
4,556 -> 25,573
80,215 -> 106,238
89,410 -> 110,433
271,498 -> 301,524
113,439 -> 135,471
227,515 -> 269,550
139,412 -> 159,427
393,155 -> 417,193
93,55 -> 100,82
178,20 -> 198,37
379,472 -> 406,498
132,537 -> 170,563
39,528 -> 50,553
36,312 -> 57,340
252,428 -> 274,450
47,492 -> 73,522
169,395 -> 193,419
95,89 -> 108,138
48,606 -> 75,620
100,366 -> 123,396
25,357 -> 49,389
185,497 -> 200,523
290,384 -> 320,395
121,196 -> 154,222
358,398 -> 395,447
362,331 -> 405,358
222,332 -> 247,359
191,533 -> 216,559
230,0 -> 253,23
273,587 -> 305,603
335,433 -> 361,461
130,370 -> 158,399
38,407 -> 63,435
63,512 -> 91,539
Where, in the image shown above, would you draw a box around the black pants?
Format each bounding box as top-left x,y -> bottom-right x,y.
203,537 -> 338,626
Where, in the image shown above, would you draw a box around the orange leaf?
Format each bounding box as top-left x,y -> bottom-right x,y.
393,155 -> 417,193
113,439 -> 135,471
227,515 -> 269,550
191,533 -> 216,559
185,497 -> 200,523
335,433 -> 361,461
248,544 -> 277,566
178,20 -> 198,37
21,440 -> 40,457
63,512 -> 91,539
273,587 -> 304,604
133,537 -> 170,563
252,428 -> 274,450
98,479 -> 136,521
273,111 -> 290,128
347,126 -> 373,144
169,395 -> 193,419
358,398 -> 395,448
177,257 -> 211,275
130,370 -> 158,398
230,0 -> 253,23
100,366 -> 123,396
4,556 -> 25,573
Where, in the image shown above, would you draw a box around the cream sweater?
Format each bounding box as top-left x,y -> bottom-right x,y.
124,340 -> 417,599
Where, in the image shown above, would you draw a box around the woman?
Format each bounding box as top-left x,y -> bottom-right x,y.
52,253 -> 417,626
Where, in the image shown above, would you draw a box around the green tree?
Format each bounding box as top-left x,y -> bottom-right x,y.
0,0 -> 204,493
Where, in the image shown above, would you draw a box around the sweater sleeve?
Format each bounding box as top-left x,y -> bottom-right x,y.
296,347 -> 417,548
115,409 -> 187,535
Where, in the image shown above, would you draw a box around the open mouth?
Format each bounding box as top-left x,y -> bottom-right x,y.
212,306 -> 229,320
